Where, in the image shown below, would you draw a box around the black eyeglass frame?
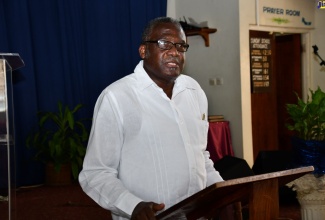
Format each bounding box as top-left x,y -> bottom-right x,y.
143,39 -> 189,52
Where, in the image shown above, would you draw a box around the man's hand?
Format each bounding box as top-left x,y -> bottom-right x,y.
131,201 -> 165,220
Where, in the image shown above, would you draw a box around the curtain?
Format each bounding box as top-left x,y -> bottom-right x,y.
0,0 -> 166,186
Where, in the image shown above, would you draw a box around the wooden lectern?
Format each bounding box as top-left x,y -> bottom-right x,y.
157,166 -> 313,220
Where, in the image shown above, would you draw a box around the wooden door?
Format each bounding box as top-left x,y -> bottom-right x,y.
250,31 -> 302,159
275,34 -> 302,151
250,30 -> 278,159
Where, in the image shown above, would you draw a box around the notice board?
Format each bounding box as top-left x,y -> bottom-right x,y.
250,34 -> 272,93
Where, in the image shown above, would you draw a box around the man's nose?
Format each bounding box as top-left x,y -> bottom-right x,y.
167,45 -> 180,56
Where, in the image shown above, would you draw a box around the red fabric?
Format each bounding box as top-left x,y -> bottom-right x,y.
207,121 -> 234,162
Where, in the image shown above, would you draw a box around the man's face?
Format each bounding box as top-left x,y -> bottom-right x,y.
139,23 -> 187,84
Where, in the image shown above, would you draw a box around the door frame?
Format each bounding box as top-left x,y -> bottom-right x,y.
249,26 -> 312,100
242,25 -> 313,165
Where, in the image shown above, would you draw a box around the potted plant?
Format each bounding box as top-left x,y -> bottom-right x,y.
286,87 -> 325,142
286,87 -> 325,173
26,101 -> 89,185
286,87 -> 325,219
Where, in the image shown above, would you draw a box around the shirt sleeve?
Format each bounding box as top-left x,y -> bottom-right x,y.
204,150 -> 224,186
78,90 -> 142,218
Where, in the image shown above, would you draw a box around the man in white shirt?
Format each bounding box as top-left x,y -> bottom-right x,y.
79,17 -> 223,220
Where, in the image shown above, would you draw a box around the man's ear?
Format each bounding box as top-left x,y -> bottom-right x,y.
139,44 -> 146,59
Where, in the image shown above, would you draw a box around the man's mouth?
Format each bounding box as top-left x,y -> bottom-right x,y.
165,61 -> 179,68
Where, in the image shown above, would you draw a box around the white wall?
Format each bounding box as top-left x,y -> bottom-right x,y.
168,0 -> 325,166
239,0 -> 256,165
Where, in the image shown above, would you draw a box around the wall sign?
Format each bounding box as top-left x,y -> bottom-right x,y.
257,0 -> 315,28
250,36 -> 272,93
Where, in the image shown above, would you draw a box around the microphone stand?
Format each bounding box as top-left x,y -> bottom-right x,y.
312,45 -> 325,66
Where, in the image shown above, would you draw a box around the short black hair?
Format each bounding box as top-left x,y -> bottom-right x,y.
141,17 -> 182,42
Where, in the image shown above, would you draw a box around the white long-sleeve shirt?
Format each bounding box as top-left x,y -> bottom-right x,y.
79,61 -> 223,220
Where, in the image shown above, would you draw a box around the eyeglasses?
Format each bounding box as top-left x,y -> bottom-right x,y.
143,39 -> 189,52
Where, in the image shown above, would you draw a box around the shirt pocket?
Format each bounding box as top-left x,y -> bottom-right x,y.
191,119 -> 209,150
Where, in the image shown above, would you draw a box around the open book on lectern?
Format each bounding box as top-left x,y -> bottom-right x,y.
156,166 -> 313,220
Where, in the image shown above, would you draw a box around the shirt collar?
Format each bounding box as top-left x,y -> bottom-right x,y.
134,60 -> 155,91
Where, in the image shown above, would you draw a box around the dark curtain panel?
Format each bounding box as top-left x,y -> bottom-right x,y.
0,0 -> 166,186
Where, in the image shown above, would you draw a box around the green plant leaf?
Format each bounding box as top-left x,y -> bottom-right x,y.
286,87 -> 325,141
26,101 -> 91,180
